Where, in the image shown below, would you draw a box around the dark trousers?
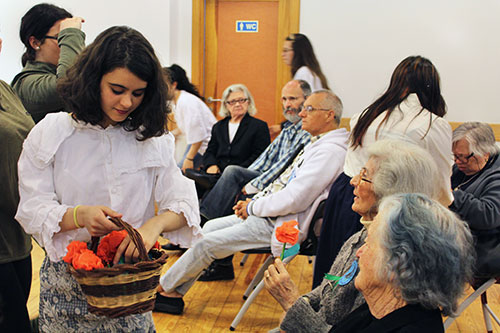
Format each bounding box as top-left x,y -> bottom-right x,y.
313,173 -> 362,288
0,255 -> 32,333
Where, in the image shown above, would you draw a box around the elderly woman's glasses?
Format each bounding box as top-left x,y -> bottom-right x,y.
453,152 -> 474,163
225,98 -> 248,106
358,168 -> 372,183
301,105 -> 332,113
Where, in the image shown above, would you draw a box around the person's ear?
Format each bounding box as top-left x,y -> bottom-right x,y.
29,36 -> 41,50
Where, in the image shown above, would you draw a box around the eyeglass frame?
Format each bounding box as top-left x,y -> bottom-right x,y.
453,152 -> 474,163
357,167 -> 373,184
44,35 -> 58,41
225,98 -> 249,106
300,105 -> 333,113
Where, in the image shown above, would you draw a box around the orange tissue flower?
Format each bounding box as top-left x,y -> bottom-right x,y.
97,230 -> 127,264
275,220 -> 299,245
63,241 -> 88,264
73,249 -> 104,270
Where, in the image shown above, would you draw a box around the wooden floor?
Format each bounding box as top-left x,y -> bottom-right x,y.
28,240 -> 500,332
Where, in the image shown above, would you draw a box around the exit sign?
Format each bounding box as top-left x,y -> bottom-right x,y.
236,20 -> 259,33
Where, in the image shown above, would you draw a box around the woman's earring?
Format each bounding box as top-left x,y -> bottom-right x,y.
35,46 -> 40,50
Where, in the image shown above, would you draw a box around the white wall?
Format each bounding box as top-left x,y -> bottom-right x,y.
0,0 -> 192,81
300,0 -> 500,123
2,1 -> 499,124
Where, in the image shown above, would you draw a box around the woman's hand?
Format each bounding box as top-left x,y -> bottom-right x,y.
264,258 -> 301,311
181,158 -> 194,172
77,205 -> 122,236
59,17 -> 85,31
206,165 -> 220,174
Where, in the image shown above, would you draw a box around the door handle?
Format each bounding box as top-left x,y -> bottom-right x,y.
207,97 -> 222,103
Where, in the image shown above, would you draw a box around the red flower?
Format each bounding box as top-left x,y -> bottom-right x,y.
153,241 -> 161,250
275,220 -> 300,245
73,249 -> 104,270
96,230 -> 127,264
63,241 -> 88,264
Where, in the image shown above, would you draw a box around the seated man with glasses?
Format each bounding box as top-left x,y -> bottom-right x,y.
449,122 -> 500,278
154,90 -> 349,315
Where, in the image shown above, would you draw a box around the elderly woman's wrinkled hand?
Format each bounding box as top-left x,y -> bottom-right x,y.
264,258 -> 301,311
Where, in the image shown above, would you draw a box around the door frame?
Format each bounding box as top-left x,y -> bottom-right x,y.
192,0 -> 300,124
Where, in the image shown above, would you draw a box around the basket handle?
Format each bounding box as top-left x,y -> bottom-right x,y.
90,217 -> 149,262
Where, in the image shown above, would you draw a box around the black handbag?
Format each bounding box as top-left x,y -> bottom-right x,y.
184,168 -> 220,190
474,231 -> 500,278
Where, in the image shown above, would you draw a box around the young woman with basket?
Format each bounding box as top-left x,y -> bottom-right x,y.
15,26 -> 201,332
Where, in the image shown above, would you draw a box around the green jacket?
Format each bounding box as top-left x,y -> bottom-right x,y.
11,28 -> 85,123
0,80 -> 35,263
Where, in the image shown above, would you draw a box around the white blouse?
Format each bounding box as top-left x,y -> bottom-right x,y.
294,66 -> 324,92
173,90 -> 216,155
15,113 -> 202,262
343,93 -> 453,198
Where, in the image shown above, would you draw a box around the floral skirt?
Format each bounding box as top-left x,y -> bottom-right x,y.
39,257 -> 155,332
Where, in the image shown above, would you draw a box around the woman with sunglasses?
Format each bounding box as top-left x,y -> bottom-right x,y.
313,55 -> 454,288
201,83 -> 270,176
12,3 -> 85,123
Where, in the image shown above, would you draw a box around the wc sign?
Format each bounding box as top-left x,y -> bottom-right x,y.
236,20 -> 259,33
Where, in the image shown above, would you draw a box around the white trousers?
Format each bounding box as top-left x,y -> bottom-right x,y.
159,214 -> 274,295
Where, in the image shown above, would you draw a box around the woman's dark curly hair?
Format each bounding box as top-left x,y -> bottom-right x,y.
57,26 -> 168,141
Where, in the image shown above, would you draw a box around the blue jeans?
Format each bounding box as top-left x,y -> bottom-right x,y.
159,214 -> 274,295
199,165 -> 260,220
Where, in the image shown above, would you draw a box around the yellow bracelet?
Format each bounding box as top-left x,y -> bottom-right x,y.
73,205 -> 82,229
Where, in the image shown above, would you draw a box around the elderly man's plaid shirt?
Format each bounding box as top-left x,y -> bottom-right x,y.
248,121 -> 311,190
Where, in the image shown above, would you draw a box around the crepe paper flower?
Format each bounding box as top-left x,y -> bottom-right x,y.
275,220 -> 299,260
153,241 -> 161,250
96,230 -> 127,264
73,249 -> 104,271
63,241 -> 88,264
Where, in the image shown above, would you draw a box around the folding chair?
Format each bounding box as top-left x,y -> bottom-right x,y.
229,200 -> 326,330
444,277 -> 500,332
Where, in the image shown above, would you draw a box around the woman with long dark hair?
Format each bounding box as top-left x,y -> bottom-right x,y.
282,33 -> 330,91
164,64 -> 216,171
15,26 -> 200,331
313,55 -> 453,287
12,3 -> 85,123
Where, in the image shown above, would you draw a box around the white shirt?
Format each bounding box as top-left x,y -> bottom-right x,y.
15,113 -> 202,261
228,121 -> 240,143
173,90 -> 216,155
294,66 -> 324,92
343,93 -> 453,198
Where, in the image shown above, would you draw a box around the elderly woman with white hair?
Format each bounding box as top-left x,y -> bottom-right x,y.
449,122 -> 500,277
333,193 -> 474,331
265,140 -> 447,332
201,83 -> 270,175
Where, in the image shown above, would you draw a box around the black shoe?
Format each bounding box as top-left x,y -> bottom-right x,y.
198,262 -> 235,281
153,293 -> 184,315
161,243 -> 187,251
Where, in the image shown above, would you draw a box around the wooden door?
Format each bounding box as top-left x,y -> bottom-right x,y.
192,0 -> 300,126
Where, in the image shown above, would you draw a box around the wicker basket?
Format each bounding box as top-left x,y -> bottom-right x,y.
68,217 -> 168,318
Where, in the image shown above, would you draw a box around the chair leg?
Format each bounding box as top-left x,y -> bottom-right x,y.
307,255 -> 313,264
240,253 -> 249,266
243,255 -> 273,299
443,278 -> 496,330
231,254 -> 298,331
481,291 -> 500,333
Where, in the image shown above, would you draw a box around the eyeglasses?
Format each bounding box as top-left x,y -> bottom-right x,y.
44,35 -> 58,40
357,168 -> 373,183
225,98 -> 248,106
453,152 -> 474,163
301,105 -> 332,113
282,48 -> 293,53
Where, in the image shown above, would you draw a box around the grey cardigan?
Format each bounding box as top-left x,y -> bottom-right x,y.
280,227 -> 367,332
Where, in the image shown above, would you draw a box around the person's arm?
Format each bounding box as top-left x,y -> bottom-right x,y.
181,141 -> 202,171
450,178 -> 500,230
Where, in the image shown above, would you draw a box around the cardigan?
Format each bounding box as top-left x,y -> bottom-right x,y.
202,112 -> 270,171
0,80 -> 35,264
